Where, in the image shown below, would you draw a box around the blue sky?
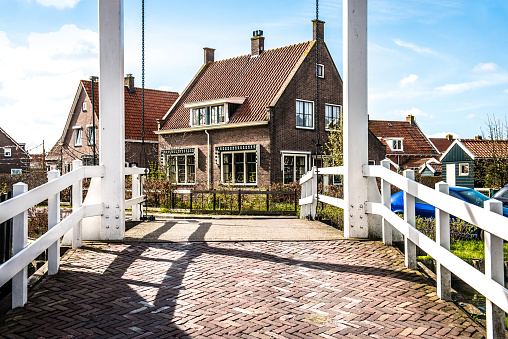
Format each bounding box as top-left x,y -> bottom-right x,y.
1,0 -> 507,152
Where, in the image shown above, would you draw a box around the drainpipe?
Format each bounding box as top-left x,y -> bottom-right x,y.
205,129 -> 210,189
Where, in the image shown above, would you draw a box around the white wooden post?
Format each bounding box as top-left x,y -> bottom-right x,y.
140,173 -> 145,218
47,170 -> 60,275
72,160 -> 83,248
311,166 -> 318,219
343,0 -> 369,238
132,169 -> 140,221
403,169 -> 417,269
99,0 -> 125,240
12,182 -> 28,308
484,199 -> 505,339
300,178 -> 307,219
381,160 -> 392,245
435,181 -> 451,300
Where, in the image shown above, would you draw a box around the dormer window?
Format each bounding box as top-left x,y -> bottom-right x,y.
387,138 -> 403,152
185,97 -> 246,127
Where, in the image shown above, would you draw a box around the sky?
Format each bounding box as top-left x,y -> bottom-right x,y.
0,0 -> 507,154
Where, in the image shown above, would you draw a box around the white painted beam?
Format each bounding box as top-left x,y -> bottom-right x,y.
12,182 -> 28,308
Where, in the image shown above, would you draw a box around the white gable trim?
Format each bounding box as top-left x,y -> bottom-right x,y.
184,97 -> 246,108
440,139 -> 475,162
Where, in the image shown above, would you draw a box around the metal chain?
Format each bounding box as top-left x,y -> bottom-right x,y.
141,0 -> 146,165
315,0 -> 320,149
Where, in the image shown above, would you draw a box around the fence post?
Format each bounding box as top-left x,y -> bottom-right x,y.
300,179 -> 307,219
381,160 -> 392,245
132,167 -> 140,221
294,189 -> 297,213
72,160 -> 83,249
190,192 -> 193,210
311,166 -> 318,219
403,169 -> 417,269
435,181 -> 451,301
238,191 -> 242,213
484,199 -> 504,339
213,192 -> 216,211
12,182 -> 28,308
47,170 -> 60,275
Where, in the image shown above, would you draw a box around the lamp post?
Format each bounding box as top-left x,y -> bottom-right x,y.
90,76 -> 98,165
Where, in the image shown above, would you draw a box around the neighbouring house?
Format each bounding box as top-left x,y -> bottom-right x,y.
418,135 -> 454,177
0,127 -> 30,174
369,115 -> 440,172
440,136 -> 508,189
46,76 -> 179,172
156,21 -> 385,188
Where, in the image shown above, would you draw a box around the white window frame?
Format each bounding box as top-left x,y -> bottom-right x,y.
386,138 -> 403,152
316,64 -> 324,78
73,126 -> 82,146
4,147 -> 11,157
368,160 -> 376,165
166,153 -> 196,185
86,125 -> 96,146
190,104 -> 226,127
282,153 -> 308,184
325,104 -> 342,131
11,169 -> 21,174
221,150 -> 257,186
82,101 -> 87,112
296,99 -> 314,130
459,163 -> 469,176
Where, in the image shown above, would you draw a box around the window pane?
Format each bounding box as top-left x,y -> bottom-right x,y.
169,156 -> 176,180
75,129 -> 82,146
177,155 -> 186,183
295,156 -> 306,181
187,155 -> 195,183
211,106 -> 217,124
218,105 -> 224,123
192,109 -> 199,125
283,155 -> 294,184
234,153 -> 245,183
246,152 -> 256,183
222,153 -> 232,183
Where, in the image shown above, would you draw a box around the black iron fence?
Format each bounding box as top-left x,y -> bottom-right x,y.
169,189 -> 298,215
0,191 -> 12,265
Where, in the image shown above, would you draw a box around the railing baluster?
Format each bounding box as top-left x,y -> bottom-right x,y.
47,170 -> 60,275
132,166 -> 140,221
403,169 -> 417,269
381,160 -> 392,245
435,182 -> 450,300
484,199 -> 505,339
72,160 -> 83,249
12,182 -> 28,308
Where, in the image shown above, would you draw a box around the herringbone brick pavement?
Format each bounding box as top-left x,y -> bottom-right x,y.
0,240 -> 485,338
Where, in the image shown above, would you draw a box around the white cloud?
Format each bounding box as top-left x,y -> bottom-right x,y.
157,85 -> 174,92
473,62 -> 498,72
466,114 -> 475,119
435,72 -> 508,95
35,0 -> 80,9
399,74 -> 419,88
428,132 -> 460,139
393,39 -> 439,56
394,107 -> 428,118
0,25 -> 98,149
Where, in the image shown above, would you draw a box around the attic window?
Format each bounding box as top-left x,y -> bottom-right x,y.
386,138 -> 403,152
82,102 -> 87,112
4,148 -> 11,157
73,126 -> 83,146
316,64 -> 324,78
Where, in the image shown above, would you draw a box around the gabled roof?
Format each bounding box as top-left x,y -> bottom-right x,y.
160,41 -> 315,131
81,80 -> 179,140
441,138 -> 508,161
368,119 -> 439,156
429,138 -> 453,154
0,127 -> 30,158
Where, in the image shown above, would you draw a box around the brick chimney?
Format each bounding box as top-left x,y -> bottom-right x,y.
475,135 -> 483,140
406,115 -> 415,125
312,19 -> 325,41
124,74 -> 135,93
446,134 -> 454,141
204,47 -> 215,64
251,30 -> 264,56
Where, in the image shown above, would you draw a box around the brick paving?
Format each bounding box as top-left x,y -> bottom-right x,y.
0,238 -> 486,338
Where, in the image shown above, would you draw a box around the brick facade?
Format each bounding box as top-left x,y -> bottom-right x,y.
0,128 -> 30,174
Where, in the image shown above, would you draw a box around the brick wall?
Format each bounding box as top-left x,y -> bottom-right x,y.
0,132 -> 29,174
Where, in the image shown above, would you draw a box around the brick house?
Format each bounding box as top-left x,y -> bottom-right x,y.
0,127 -> 30,174
156,21 -> 384,188
369,115 -> 440,172
47,76 -> 179,172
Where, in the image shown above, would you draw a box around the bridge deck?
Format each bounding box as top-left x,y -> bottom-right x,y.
0,218 -> 485,338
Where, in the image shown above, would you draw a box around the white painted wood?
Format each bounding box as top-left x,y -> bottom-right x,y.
435,181 -> 451,301
72,160 -> 83,249
125,196 -> 145,209
99,0 -> 125,241
446,163 -> 456,186
403,170 -> 417,269
0,204 -> 102,288
124,167 -> 146,175
11,182 -> 28,309
299,195 -> 314,206
317,194 -> 345,209
83,165 -> 105,178
484,200 -> 505,339
381,160 -> 392,245
47,170 -> 60,275
299,169 -> 314,184
131,171 -> 140,221
311,166 -> 318,219
317,167 -> 344,175
343,0 -> 368,238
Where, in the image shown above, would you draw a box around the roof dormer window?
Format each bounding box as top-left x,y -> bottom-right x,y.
387,138 -> 403,152
185,97 -> 246,127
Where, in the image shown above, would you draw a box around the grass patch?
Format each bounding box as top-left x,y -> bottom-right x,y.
418,240 -> 508,262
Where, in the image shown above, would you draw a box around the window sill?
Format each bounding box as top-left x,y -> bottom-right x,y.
296,126 -> 315,130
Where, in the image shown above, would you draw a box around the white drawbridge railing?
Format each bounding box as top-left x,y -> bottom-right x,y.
0,160 -> 146,309
300,159 -> 507,338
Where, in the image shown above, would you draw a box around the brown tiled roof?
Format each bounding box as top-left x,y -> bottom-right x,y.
82,80 -> 179,140
161,41 -> 314,130
460,139 -> 508,159
430,138 -> 453,154
368,120 -> 439,156
429,163 -> 442,173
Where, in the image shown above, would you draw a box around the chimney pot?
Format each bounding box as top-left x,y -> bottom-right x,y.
203,47 -> 215,64
475,135 -> 483,140
446,134 -> 454,141
406,115 -> 415,125
251,31 -> 265,57
124,74 -> 135,93
312,19 -> 325,41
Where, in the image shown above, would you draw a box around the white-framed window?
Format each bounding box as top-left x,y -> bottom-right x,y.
459,163 -> 469,176
191,104 -> 225,127
386,138 -> 403,152
221,151 -> 257,185
283,154 -> 307,184
296,99 -> 314,129
64,163 -> 71,173
73,127 -> 82,146
87,126 -> 96,146
4,147 -> 11,157
316,64 -> 324,78
82,101 -> 87,112
325,104 -> 342,130
168,154 -> 196,184
11,169 -> 21,174
312,155 -> 341,185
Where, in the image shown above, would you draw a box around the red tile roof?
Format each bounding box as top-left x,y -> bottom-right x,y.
369,120 -> 439,156
460,139 -> 508,158
82,80 -> 179,140
430,138 -> 453,154
161,41 -> 314,130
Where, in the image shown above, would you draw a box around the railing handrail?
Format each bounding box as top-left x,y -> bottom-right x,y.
173,189 -> 296,195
